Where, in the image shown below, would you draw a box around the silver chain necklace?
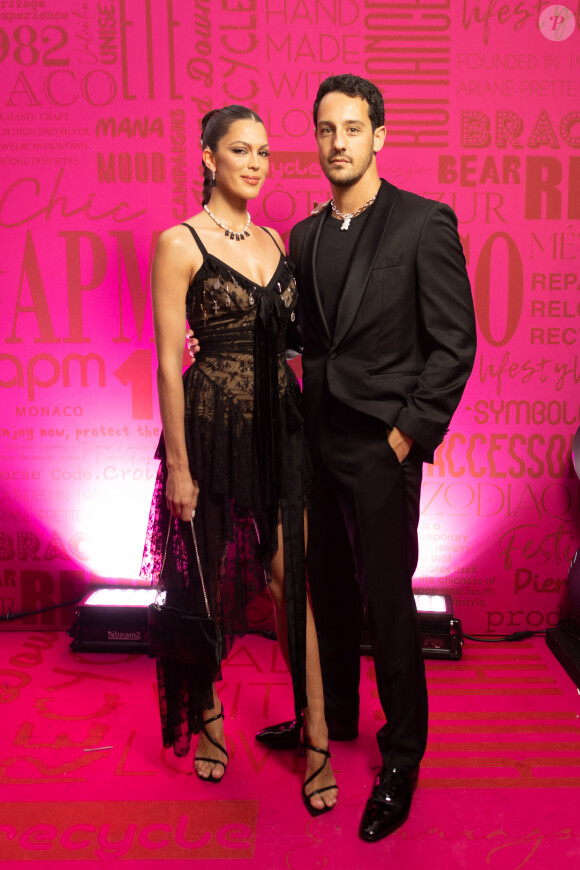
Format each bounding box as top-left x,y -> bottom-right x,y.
330,191 -> 379,230
203,204 -> 251,240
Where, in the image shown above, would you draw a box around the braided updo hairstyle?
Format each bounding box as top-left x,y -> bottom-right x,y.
200,105 -> 264,206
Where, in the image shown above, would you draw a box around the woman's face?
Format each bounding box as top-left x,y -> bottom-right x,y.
205,119 -> 270,200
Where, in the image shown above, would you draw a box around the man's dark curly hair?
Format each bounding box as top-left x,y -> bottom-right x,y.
312,74 -> 385,131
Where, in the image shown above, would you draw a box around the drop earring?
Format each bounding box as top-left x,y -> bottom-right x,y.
212,170 -> 217,187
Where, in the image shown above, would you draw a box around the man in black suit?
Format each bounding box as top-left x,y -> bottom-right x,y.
257,74 -> 477,841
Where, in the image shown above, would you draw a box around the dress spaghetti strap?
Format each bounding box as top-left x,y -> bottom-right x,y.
260,226 -> 285,257
181,223 -> 208,258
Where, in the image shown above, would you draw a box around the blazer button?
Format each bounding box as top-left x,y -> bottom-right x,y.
329,351 -> 337,360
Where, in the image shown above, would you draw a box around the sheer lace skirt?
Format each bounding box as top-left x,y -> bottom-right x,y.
140,360 -> 309,755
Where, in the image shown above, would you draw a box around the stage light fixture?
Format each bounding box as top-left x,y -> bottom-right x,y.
360,592 -> 463,660
415,592 -> 463,659
68,587 -> 156,653
68,588 -> 462,660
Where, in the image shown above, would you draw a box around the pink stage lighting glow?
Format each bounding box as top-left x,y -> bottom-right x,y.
84,588 -> 156,607
414,594 -> 449,614
1,4 -> 576,640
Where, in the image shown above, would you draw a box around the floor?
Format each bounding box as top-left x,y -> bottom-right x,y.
1,630 -> 579,868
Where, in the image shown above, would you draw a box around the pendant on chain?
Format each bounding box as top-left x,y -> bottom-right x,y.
331,190 -> 378,231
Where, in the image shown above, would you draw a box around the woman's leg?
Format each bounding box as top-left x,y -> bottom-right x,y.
194,683 -> 228,781
269,515 -> 338,811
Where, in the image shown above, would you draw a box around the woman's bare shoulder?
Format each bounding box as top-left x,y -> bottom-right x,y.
159,214 -> 202,243
156,217 -> 203,268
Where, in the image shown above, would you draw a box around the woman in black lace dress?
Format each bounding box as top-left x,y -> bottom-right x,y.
141,105 -> 337,814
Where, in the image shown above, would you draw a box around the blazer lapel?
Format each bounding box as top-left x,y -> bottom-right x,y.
332,179 -> 398,349
302,205 -> 332,345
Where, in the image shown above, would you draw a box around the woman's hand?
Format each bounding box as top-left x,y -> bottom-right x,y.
310,200 -> 329,215
186,329 -> 199,363
165,466 -> 199,520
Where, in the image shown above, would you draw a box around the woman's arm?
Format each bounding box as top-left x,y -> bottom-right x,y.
151,227 -> 200,520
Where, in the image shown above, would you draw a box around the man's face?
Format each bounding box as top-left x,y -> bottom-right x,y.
315,91 -> 385,188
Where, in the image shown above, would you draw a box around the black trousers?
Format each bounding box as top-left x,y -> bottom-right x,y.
307,400 -> 428,771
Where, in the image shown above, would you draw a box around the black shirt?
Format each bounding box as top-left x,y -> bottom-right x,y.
315,203 -> 375,337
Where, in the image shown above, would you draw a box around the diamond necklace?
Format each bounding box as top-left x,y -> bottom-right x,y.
203,204 -> 251,240
330,191 -> 379,230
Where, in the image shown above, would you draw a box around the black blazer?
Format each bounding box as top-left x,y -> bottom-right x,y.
289,179 -> 477,462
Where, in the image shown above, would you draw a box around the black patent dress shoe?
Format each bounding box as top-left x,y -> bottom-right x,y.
255,715 -> 303,750
358,766 -> 419,843
256,713 -> 358,749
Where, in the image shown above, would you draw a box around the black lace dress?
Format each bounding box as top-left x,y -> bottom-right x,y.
140,225 -> 309,756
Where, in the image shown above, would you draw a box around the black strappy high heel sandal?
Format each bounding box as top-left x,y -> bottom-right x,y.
301,733 -> 338,816
194,704 -> 228,783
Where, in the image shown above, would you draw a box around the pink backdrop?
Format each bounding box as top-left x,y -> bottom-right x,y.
1,0 -> 579,633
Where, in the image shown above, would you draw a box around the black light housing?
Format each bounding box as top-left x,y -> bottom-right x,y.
67,588 -> 156,653
360,592 -> 463,660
